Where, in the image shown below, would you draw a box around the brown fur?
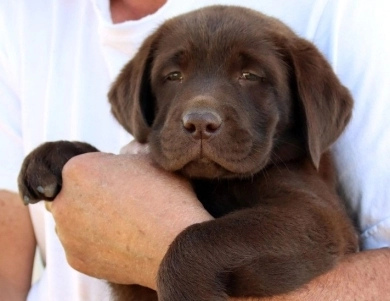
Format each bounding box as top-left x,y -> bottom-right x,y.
19,6 -> 357,301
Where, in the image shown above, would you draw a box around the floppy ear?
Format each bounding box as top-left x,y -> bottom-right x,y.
288,38 -> 353,169
108,33 -> 158,143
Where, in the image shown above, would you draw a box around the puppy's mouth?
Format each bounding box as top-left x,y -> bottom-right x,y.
149,120 -> 273,179
152,140 -> 271,179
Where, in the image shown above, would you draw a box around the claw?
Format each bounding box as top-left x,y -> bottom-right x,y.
23,195 -> 40,205
37,183 -> 58,198
23,195 -> 30,205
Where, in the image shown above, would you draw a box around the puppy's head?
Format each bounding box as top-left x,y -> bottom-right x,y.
109,6 -> 352,178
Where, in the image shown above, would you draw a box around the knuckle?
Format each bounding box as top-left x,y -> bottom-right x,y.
62,154 -> 86,177
62,152 -> 108,178
66,255 -> 87,273
66,254 -> 101,279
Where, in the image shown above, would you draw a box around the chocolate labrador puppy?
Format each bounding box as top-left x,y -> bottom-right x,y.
18,5 -> 358,301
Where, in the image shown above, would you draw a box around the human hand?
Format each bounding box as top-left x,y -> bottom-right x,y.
49,152 -> 212,289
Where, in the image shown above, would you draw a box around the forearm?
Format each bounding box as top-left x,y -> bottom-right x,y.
231,248 -> 390,301
0,278 -> 29,301
49,153 -> 390,299
0,190 -> 36,301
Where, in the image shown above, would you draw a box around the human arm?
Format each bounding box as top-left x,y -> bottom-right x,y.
233,248 -> 390,301
0,190 -> 36,301
49,152 -> 213,288
49,152 -> 390,300
0,20 -> 36,300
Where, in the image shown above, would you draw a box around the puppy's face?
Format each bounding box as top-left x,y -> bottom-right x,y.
148,18 -> 292,178
109,6 -> 353,179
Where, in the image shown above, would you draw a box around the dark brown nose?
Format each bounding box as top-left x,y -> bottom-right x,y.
182,110 -> 222,139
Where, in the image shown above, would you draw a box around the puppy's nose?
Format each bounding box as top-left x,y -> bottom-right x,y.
182,110 -> 222,139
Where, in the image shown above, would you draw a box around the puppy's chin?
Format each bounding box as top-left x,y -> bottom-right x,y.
180,159 -> 232,179
178,157 -> 268,179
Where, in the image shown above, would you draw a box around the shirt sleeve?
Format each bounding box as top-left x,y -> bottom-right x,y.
313,0 -> 390,250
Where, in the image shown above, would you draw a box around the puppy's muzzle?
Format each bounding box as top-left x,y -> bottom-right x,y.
182,109 -> 222,140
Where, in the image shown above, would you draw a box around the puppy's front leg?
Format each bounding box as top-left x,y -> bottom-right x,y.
157,200 -> 357,301
18,140 -> 99,204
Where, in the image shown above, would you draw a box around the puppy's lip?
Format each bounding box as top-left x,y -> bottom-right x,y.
152,135 -> 272,177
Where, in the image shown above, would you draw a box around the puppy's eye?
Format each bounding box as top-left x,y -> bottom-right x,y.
239,72 -> 264,81
166,71 -> 183,81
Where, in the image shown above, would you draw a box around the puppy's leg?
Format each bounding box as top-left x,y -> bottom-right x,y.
18,140 -> 98,204
157,200 -> 357,301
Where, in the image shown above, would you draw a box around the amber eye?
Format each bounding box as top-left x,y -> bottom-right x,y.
239,72 -> 263,81
166,71 -> 183,81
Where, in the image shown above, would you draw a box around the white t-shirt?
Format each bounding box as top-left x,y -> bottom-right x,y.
0,0 -> 389,300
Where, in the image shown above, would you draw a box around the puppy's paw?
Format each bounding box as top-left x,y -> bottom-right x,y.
18,141 -> 98,204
